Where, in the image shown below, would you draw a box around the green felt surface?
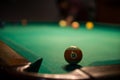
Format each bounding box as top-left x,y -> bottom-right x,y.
0,22 -> 120,74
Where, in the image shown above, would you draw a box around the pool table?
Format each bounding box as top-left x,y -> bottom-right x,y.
0,22 -> 120,80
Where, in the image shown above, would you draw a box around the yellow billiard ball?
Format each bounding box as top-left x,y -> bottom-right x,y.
64,46 -> 83,64
59,20 -> 67,27
71,21 -> 80,29
86,21 -> 94,30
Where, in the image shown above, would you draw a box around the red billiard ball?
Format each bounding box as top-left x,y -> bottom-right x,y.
64,46 -> 83,64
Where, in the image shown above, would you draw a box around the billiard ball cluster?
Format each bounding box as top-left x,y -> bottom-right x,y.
59,20 -> 94,30
64,46 -> 83,64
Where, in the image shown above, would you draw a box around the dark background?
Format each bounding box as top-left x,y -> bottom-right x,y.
0,0 -> 59,21
96,0 -> 120,24
0,0 -> 120,24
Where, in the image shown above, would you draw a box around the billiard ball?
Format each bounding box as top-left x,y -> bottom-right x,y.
59,20 -> 67,27
71,21 -> 80,29
86,21 -> 94,30
64,46 -> 82,64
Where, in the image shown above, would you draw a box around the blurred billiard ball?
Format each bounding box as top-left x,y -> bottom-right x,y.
71,21 -> 80,29
64,46 -> 83,64
59,19 -> 67,27
86,21 -> 94,30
